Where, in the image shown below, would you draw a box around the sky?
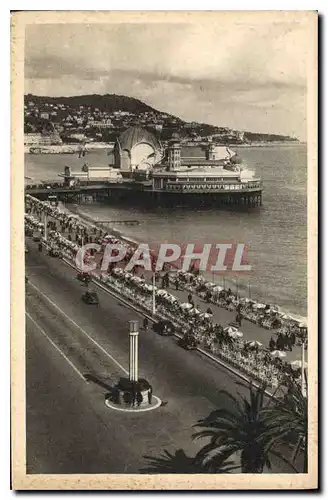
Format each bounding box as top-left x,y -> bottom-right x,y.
24,16 -> 312,139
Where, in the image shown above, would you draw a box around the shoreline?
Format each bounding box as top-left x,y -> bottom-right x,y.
61,201 -> 307,324
24,141 -> 305,155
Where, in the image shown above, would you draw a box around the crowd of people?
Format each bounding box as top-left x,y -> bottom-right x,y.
25,194 -> 307,392
172,270 -> 307,346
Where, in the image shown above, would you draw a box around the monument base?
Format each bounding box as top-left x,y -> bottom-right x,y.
112,377 -> 153,408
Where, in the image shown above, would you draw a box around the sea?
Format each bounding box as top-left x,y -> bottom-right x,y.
25,144 -> 307,319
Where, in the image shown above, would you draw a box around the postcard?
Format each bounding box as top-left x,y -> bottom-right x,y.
11,10 -> 318,490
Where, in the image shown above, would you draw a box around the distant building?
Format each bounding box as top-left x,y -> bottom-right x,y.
91,119 -> 112,129
24,133 -> 42,145
61,164 -> 122,186
113,126 -> 163,177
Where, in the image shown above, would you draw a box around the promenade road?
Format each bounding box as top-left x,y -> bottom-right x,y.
28,204 -> 305,363
25,237 -> 300,474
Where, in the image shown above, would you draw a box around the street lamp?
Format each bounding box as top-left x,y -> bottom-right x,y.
43,212 -> 47,242
299,323 -> 307,397
152,271 -> 156,316
129,320 -> 139,383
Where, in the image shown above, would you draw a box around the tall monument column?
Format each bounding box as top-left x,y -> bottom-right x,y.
106,318 -> 160,410
129,320 -> 139,382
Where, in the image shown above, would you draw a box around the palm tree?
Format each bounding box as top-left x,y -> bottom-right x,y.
262,378 -> 308,472
193,383 -> 275,473
141,449 -> 236,474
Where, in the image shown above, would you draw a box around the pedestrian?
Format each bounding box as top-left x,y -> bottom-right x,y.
136,392 -> 143,407
147,386 -> 152,405
276,334 -> 285,351
143,317 -> 149,330
286,335 -> 293,352
269,336 -> 276,351
290,331 -> 296,347
188,293 -> 193,303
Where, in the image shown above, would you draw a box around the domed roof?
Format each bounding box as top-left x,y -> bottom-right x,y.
117,126 -> 160,152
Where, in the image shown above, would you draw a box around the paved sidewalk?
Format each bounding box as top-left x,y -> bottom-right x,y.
152,280 -> 306,364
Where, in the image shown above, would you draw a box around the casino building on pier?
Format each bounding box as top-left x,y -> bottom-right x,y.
60,126 -> 262,207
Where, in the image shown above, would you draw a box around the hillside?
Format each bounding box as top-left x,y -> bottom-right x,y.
24,93 -> 299,144
25,93 -> 162,115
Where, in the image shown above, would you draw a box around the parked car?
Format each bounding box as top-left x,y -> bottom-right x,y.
32,230 -> 42,242
77,272 -> 92,285
48,247 -> 59,257
177,334 -> 197,351
82,291 -> 99,305
153,320 -> 174,336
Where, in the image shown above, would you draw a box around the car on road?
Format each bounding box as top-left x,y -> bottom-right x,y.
77,272 -> 92,284
82,291 -> 99,305
48,247 -> 59,257
32,230 -> 42,242
153,320 -> 174,336
177,334 -> 197,351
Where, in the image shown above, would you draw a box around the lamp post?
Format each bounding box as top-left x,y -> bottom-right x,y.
152,271 -> 156,316
300,324 -> 307,397
43,212 -> 47,242
129,320 -> 139,383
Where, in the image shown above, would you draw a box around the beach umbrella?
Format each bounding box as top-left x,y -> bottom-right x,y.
253,303 -> 266,309
132,276 -> 143,283
247,340 -> 263,348
224,326 -> 238,334
190,308 -> 201,315
112,267 -> 124,276
180,302 -> 193,310
271,350 -> 287,359
290,360 -> 308,370
199,312 -> 212,319
204,282 -> 216,289
164,293 -> 176,301
229,331 -> 243,339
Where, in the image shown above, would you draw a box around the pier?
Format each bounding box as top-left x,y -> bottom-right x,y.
25,180 -> 262,207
